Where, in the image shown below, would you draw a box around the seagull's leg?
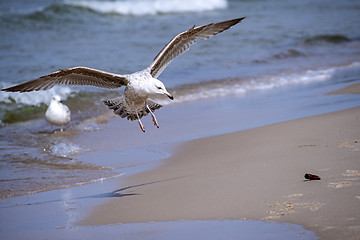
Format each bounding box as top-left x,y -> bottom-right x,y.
146,104 -> 159,128
137,118 -> 145,132
133,106 -> 145,132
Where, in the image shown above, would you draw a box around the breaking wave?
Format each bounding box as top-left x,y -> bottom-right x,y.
0,84 -> 75,106
0,0 -> 228,23
64,0 -> 228,15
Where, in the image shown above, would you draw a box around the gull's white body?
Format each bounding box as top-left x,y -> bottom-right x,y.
123,68 -> 169,109
45,95 -> 71,127
2,17 -> 245,132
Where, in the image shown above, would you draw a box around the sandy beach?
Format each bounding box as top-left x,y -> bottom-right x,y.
79,84 -> 360,239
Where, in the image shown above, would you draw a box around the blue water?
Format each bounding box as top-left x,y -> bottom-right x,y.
0,0 -> 359,197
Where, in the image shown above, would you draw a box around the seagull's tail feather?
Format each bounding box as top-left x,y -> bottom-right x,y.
103,97 -> 162,121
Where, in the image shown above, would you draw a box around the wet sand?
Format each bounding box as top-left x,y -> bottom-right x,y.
79,84 -> 360,239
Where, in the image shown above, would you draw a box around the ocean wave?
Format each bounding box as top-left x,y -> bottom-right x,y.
272,49 -> 306,59
0,3 -> 89,24
1,104 -> 48,124
0,84 -> 76,106
301,34 -> 351,45
64,0 -> 228,16
157,62 -> 360,105
0,84 -> 78,123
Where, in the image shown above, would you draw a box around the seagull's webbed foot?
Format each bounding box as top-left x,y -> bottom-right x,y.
146,105 -> 159,128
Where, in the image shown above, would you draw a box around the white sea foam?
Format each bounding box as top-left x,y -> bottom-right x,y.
65,0 -> 228,15
49,142 -> 84,158
0,85 -> 76,106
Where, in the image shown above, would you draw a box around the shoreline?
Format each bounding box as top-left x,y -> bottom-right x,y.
79,94 -> 360,239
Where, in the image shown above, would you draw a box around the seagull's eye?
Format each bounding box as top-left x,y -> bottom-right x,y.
156,86 -> 162,90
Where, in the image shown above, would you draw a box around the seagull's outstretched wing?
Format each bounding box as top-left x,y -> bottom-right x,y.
149,17 -> 245,78
2,66 -> 128,92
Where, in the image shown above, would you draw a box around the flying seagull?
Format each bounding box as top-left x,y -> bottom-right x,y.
2,17 -> 245,132
45,95 -> 71,131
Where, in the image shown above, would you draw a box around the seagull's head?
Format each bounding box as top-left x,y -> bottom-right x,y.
151,79 -> 174,100
52,95 -> 62,103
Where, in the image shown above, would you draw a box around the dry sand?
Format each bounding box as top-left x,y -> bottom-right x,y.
80,84 -> 360,240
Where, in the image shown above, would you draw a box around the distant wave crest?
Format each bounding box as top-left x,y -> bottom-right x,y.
64,0 -> 228,16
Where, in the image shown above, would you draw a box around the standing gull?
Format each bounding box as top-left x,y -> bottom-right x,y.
2,17 -> 245,132
45,95 -> 71,131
